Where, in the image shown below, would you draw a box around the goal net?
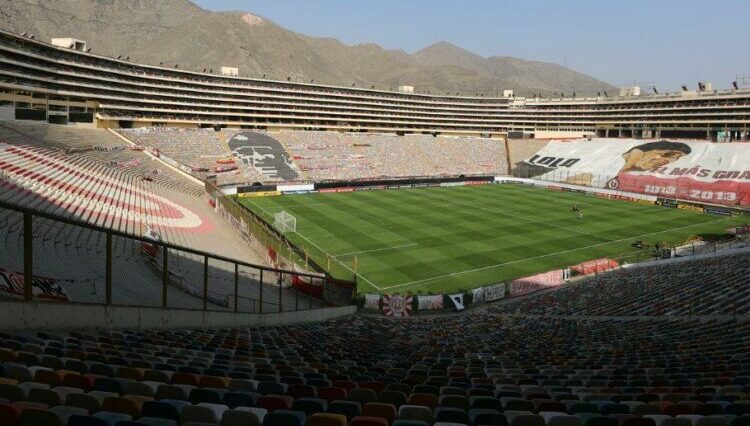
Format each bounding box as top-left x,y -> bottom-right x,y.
273,211 -> 297,233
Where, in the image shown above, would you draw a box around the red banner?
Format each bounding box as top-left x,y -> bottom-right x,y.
611,173 -> 750,206
509,269 -> 565,297
570,258 -> 618,275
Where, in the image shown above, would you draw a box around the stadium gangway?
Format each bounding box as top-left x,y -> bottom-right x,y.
0,198 -> 337,313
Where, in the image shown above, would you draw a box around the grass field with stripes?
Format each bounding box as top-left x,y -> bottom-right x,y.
238,184 -> 745,294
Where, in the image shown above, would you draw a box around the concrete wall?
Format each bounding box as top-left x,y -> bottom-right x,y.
0,302 -> 356,331
0,106 -> 14,120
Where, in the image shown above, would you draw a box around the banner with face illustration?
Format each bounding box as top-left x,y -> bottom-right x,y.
228,132 -> 299,182
518,139 -> 750,206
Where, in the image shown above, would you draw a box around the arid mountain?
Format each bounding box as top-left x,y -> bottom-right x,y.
1,0 -> 615,96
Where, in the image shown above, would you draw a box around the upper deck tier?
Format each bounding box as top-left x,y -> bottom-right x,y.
1,29 -> 749,137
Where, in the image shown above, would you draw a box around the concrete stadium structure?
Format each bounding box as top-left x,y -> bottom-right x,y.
0,29 -> 749,141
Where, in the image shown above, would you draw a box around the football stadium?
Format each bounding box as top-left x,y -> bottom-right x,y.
1,1 -> 750,426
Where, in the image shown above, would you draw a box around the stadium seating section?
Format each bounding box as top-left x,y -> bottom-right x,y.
0,121 -> 310,310
2,122 -> 750,426
117,128 -> 509,185
495,253 -> 750,316
0,312 -> 749,426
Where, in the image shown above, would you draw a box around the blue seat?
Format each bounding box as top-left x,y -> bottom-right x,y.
470,409 -> 508,426
261,410 -> 306,426
188,388 -> 222,405
140,400 -> 187,422
290,397 -> 327,416
66,414 -> 111,426
435,406 -> 470,424
116,418 -> 177,426
20,408 -> 63,426
327,400 -> 361,420
222,391 -> 258,408
93,379 -> 123,395
257,382 -> 287,396
93,412 -> 133,425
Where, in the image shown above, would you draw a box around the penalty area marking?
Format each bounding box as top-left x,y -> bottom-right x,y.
241,197 -> 385,292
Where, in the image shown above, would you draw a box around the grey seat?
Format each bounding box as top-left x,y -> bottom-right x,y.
123,381 -> 156,397
221,409 -> 262,426
510,414 -> 546,426
155,385 -> 189,401
19,408 -> 63,426
695,417 -> 729,426
348,388 -> 378,405
548,415 -> 585,426
135,417 -> 178,426
49,406 -> 89,424
398,405 -> 434,424
65,393 -> 102,412
659,419 -> 693,426
180,405 -> 219,424
28,387 -> 62,406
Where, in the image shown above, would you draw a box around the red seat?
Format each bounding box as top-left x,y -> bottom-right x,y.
0,403 -> 21,426
198,375 -> 228,389
287,384 -> 316,399
362,402 -> 397,425
171,373 -> 200,386
257,395 -> 293,412
359,382 -> 385,394
318,387 -> 347,401
10,401 -> 48,415
332,381 -> 358,392
62,374 -> 95,392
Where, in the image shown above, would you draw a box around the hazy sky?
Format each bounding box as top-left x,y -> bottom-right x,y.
193,0 -> 750,92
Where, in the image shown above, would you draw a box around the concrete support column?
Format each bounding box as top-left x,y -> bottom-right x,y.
655,129 -> 661,139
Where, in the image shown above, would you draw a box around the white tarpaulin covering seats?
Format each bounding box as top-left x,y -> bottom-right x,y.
518,139 -> 750,206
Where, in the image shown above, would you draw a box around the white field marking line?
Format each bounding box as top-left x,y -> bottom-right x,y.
242,197 -> 385,291
267,197 -> 406,239
503,184 -> 663,213
333,242 -> 418,258
378,217 -> 726,291
266,202 -> 329,209
418,189 -> 615,242
269,206 -> 404,242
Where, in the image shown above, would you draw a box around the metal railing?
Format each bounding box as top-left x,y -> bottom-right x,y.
0,199 -> 334,313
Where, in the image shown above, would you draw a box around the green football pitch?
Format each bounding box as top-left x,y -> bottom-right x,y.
238,184 -> 745,295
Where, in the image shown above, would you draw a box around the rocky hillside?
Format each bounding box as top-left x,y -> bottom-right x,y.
1,0 -> 615,96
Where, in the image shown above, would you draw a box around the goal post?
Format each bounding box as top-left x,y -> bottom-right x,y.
273,210 -> 297,233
